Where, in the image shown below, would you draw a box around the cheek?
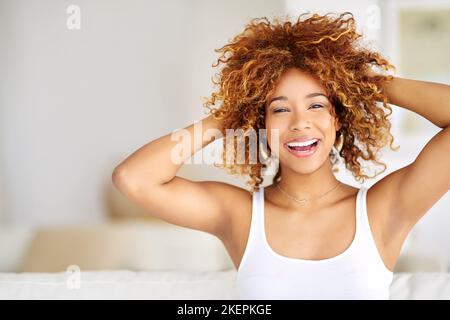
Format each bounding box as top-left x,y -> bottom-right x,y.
265,119 -> 285,151
317,113 -> 336,130
266,116 -> 289,132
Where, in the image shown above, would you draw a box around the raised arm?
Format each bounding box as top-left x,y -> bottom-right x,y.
112,114 -> 248,239
369,75 -> 450,251
113,114 -> 222,185
383,77 -> 450,129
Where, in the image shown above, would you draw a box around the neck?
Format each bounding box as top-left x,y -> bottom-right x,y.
275,160 -> 341,206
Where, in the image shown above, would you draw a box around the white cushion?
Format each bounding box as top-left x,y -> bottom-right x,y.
1,270 -> 450,300
0,269 -> 239,300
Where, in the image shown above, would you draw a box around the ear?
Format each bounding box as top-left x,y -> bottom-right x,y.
334,118 -> 342,132
330,104 -> 341,132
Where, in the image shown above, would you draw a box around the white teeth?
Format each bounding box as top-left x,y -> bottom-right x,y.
287,139 -> 318,147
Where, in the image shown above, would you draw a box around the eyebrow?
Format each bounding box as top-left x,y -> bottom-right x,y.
267,92 -> 328,106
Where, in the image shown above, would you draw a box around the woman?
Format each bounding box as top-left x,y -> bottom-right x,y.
112,12 -> 450,299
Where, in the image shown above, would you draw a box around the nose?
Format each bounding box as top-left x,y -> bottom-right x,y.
289,109 -> 312,131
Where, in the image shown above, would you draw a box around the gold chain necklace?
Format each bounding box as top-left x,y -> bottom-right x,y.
276,180 -> 341,205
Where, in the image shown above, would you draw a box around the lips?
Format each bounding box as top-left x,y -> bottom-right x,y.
284,139 -> 320,158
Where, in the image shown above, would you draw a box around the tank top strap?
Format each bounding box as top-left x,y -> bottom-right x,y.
244,185 -> 265,250
356,185 -> 374,246
237,185 -> 265,272
253,185 -> 265,241
354,185 -> 366,243
356,185 -> 392,273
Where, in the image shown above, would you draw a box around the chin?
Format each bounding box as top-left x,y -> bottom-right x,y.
291,163 -> 323,175
281,149 -> 331,173
279,156 -> 321,174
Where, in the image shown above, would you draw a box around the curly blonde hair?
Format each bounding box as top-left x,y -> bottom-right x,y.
202,12 -> 399,193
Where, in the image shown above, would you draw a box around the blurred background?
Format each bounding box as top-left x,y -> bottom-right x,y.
0,0 -> 449,274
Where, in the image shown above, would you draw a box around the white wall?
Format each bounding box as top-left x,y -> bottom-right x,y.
0,0 -> 191,225
285,0 -> 381,41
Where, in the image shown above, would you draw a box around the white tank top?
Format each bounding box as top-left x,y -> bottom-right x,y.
236,185 -> 394,299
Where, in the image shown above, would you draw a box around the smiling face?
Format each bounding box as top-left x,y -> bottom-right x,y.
265,68 -> 341,174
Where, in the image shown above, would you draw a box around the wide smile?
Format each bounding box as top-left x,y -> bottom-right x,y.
284,140 -> 320,158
